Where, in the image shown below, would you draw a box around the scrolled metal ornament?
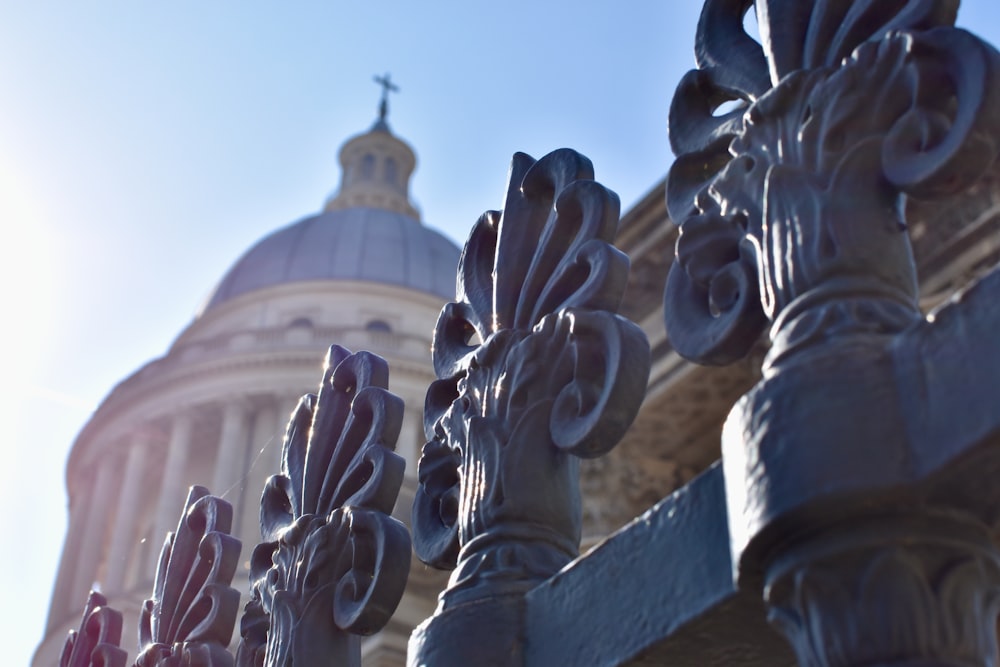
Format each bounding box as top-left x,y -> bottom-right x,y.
136,486 -> 242,667
409,149 -> 650,663
665,0 -> 1000,365
765,513 -> 1000,667
236,345 -> 410,667
666,3 -> 1000,666
59,591 -> 127,667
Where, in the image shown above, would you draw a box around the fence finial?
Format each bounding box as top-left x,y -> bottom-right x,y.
410,148 -> 650,664
59,591 -> 127,667
665,3 -> 1000,666
237,345 -> 410,667
135,485 -> 241,667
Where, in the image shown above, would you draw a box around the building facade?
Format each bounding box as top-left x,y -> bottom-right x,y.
35,99 -> 1000,665
33,113 -> 459,666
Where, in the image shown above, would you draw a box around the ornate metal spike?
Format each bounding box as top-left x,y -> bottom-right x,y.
59,591 -> 127,667
236,345 -> 410,667
665,3 -> 1000,667
409,149 -> 650,662
665,0 -> 1000,366
135,486 -> 242,667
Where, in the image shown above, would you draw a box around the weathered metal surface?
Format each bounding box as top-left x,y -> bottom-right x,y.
59,591 -> 127,667
665,0 -> 1000,366
49,3 -> 1000,665
409,149 -> 650,665
525,463 -> 796,667
525,261 -> 1000,667
237,345 -> 410,667
136,486 -> 242,667
663,1 -> 1000,665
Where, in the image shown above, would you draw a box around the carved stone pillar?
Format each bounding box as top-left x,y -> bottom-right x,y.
48,487 -> 87,629
211,399 -> 249,497
105,434 -> 151,593
70,457 -> 121,606
409,150 -> 649,665
665,2 -> 1000,665
147,412 -> 193,573
238,399 -> 279,547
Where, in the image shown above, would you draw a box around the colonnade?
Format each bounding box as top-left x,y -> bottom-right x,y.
46,370 -> 428,643
48,392 -> 302,631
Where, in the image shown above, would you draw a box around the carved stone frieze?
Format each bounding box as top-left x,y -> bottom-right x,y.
579,452 -> 695,542
236,345 -> 410,667
409,149 -> 650,664
578,352 -> 759,539
909,162 -> 1000,301
616,186 -> 676,325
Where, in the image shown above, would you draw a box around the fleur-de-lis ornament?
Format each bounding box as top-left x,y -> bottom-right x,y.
236,346 -> 410,667
413,149 -> 650,605
666,0 -> 1000,366
135,486 -> 242,667
59,591 -> 127,667
664,4 -> 1000,667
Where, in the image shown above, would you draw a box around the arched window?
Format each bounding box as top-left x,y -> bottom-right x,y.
384,157 -> 398,185
289,317 -> 314,329
366,319 -> 392,333
360,154 -> 376,180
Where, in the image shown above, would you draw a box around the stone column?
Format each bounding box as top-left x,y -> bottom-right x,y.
104,434 -> 150,593
46,489 -> 87,630
238,399 -> 279,547
211,399 -> 250,500
70,456 -> 122,607
147,412 -> 193,573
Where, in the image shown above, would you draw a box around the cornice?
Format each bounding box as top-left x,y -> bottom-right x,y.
68,341 -> 435,476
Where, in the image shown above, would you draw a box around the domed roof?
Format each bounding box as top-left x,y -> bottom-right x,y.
200,88 -> 461,316
200,207 -> 459,314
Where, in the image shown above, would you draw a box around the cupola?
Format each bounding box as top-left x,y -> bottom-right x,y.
324,74 -> 420,219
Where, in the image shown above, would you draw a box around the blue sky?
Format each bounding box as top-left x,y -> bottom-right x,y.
3,2 -> 1000,664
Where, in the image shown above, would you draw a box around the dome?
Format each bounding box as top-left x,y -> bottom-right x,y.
35,79 -> 460,667
200,207 -> 460,314
200,91 -> 461,316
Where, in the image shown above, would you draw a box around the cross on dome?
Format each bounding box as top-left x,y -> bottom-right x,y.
374,73 -> 399,122
322,74 -> 419,218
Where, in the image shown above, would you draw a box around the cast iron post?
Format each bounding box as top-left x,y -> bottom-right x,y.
135,486 -> 242,666
666,1 -> 1000,665
237,345 -> 411,667
59,591 -> 127,667
409,149 -> 650,665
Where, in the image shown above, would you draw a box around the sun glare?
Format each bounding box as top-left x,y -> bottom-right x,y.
0,155 -> 62,392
